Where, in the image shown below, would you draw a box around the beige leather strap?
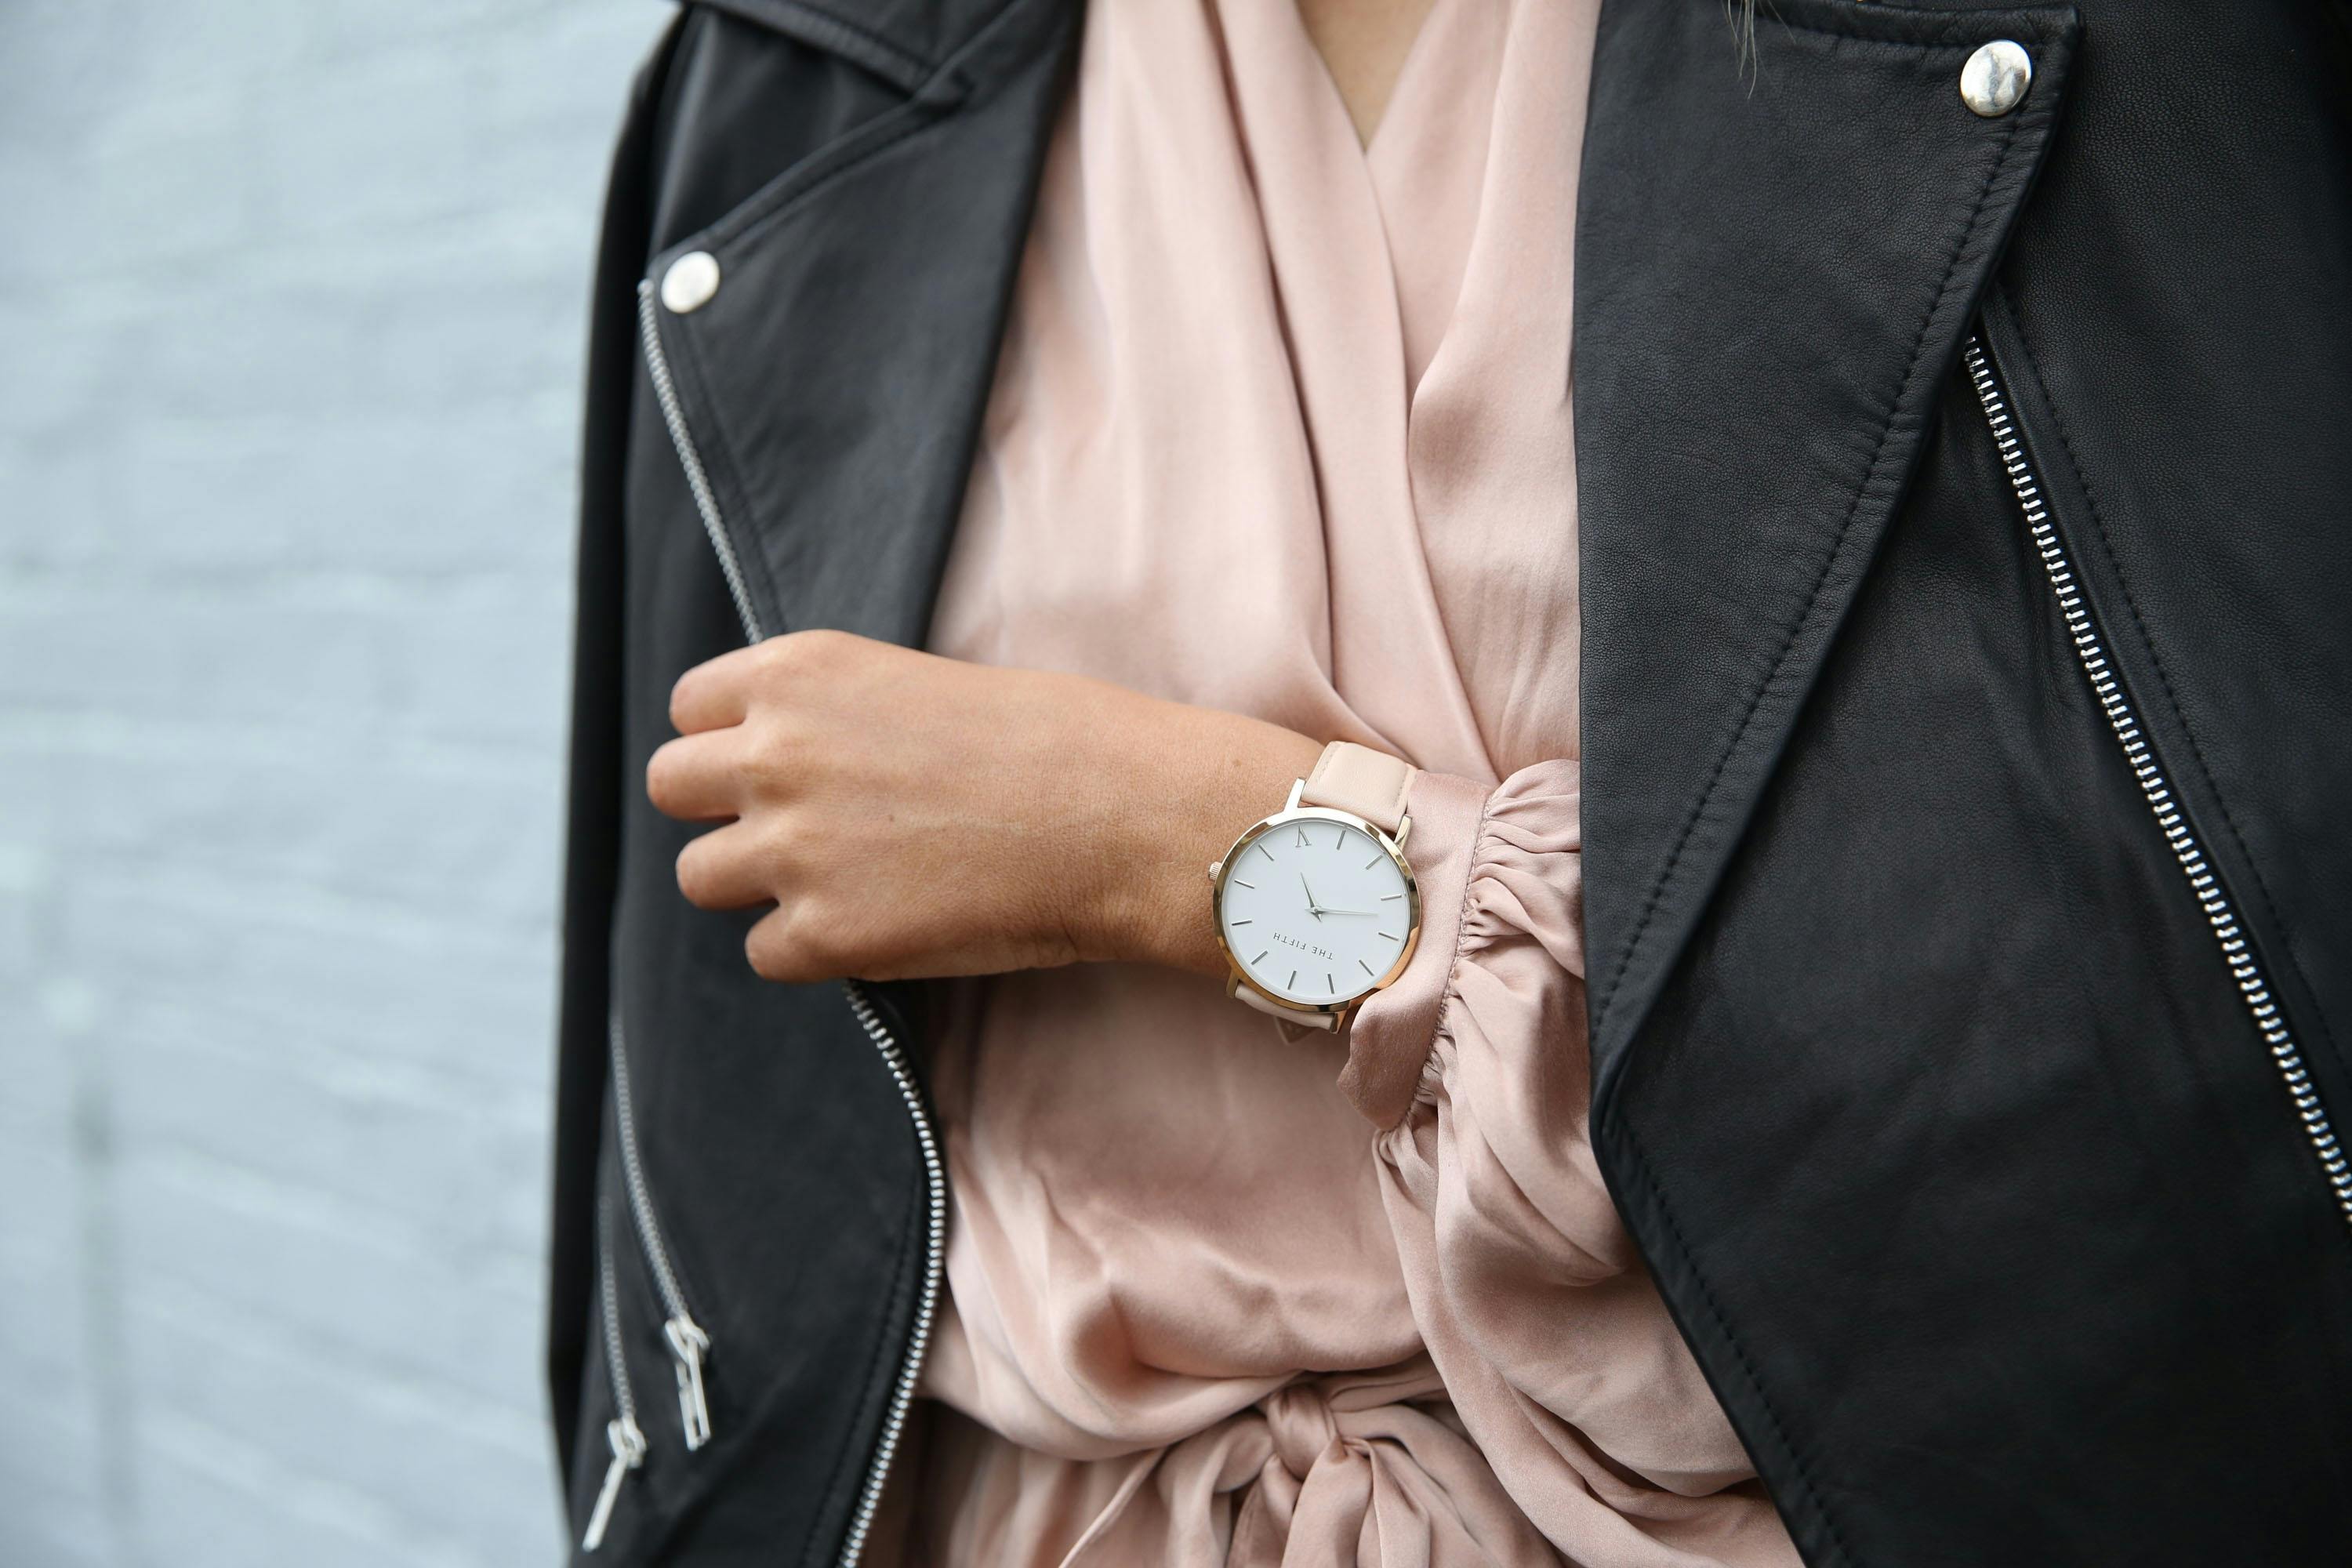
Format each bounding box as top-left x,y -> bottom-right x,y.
1299,741 -> 1413,837
1229,978 -> 1342,1032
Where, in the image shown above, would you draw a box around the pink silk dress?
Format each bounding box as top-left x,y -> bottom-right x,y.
900,0 -> 1802,1563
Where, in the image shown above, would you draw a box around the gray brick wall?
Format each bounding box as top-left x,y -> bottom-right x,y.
0,4 -> 665,1562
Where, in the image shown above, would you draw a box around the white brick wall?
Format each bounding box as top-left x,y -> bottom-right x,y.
0,4 -> 664,1562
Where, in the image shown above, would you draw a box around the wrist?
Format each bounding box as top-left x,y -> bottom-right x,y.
1089,700 -> 1322,976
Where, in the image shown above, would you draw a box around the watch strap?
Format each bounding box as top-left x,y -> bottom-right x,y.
1229,977 -> 1343,1031
1300,741 -> 1413,836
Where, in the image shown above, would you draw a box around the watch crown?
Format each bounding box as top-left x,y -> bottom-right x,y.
1207,859 -> 1222,884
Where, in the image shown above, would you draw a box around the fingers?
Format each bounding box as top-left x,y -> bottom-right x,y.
646,731 -> 751,822
674,821 -> 777,911
743,906 -> 809,983
669,645 -> 763,734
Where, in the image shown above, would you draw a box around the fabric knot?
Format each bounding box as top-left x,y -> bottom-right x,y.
1261,1383 -> 1343,1479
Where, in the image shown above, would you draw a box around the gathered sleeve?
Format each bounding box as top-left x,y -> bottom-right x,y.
1339,759 -> 1801,1567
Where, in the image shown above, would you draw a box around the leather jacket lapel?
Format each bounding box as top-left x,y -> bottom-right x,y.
1575,0 -> 2080,1108
641,0 -> 1079,648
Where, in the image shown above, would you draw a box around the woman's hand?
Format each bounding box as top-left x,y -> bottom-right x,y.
646,630 -> 1324,984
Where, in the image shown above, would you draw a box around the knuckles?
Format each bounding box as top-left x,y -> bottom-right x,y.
746,909 -> 835,984
737,724 -> 801,799
742,901 -> 894,985
751,626 -> 859,685
666,628 -> 863,732
744,927 -> 806,983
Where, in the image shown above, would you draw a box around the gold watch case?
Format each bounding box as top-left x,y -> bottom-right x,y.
1207,780 -> 1422,1021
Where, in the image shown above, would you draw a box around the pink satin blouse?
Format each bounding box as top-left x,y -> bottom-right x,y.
895,0 -> 1802,1563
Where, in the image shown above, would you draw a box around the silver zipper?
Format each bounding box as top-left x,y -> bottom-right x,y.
834,980 -> 948,1568
1962,335 -> 2352,1229
585,1190 -> 649,1552
640,276 -> 951,1565
609,1012 -> 715,1450
637,279 -> 760,638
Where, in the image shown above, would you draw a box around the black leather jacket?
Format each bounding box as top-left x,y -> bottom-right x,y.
549,2 -> 2352,1562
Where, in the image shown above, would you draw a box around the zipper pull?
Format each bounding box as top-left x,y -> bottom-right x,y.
664,1314 -> 713,1450
583,1416 -> 647,1552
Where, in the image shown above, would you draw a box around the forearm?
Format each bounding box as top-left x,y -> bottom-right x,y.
647,629 -> 1324,985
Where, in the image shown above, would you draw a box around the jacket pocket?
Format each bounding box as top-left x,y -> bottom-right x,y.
608,1011 -> 718,1452
578,1014 -> 720,1555
581,1185 -> 649,1552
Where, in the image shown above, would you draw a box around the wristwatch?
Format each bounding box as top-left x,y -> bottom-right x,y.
1209,741 -> 1422,1033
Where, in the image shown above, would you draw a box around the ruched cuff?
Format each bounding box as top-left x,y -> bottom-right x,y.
1338,759 -> 1584,1128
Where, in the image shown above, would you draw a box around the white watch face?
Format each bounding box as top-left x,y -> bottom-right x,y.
1217,812 -> 1417,1008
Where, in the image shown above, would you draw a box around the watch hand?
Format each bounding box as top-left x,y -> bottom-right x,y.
1300,873 -> 1323,920
1317,907 -> 1377,917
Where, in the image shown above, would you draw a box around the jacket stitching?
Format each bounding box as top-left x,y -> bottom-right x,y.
1755,8 -> 2067,53
659,300 -> 786,635
1591,111 -> 2028,1046
667,0 -> 1035,263
1592,100 -> 2036,1568
662,0 -> 1049,640
1617,1116 -> 1854,1568
666,0 -> 1045,638
2003,305 -> 2345,1074
710,90 -> 945,257
717,0 -> 1034,257
754,0 -> 935,89
792,1086 -> 926,1568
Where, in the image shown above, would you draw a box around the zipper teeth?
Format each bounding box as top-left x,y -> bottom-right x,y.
608,1013 -> 695,1323
587,1188 -> 648,1553
637,279 -> 763,640
598,1189 -> 641,1428
835,980 -> 948,1568
638,281 -> 949,1564
1962,336 -> 2352,1227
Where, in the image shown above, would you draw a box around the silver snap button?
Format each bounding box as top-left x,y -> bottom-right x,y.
1960,40 -> 2032,118
660,250 -> 721,314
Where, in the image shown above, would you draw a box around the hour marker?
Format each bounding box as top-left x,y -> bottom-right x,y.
1294,829 -> 1311,849
1380,893 -> 1402,902
1231,919 -> 1252,926
1233,879 -> 1255,889
1378,932 -> 1399,942
1325,972 -> 1334,993
1257,842 -> 1273,861
1363,855 -> 1381,869
1288,970 -> 1298,989
1358,959 -> 1374,976
1253,950 -> 1269,964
